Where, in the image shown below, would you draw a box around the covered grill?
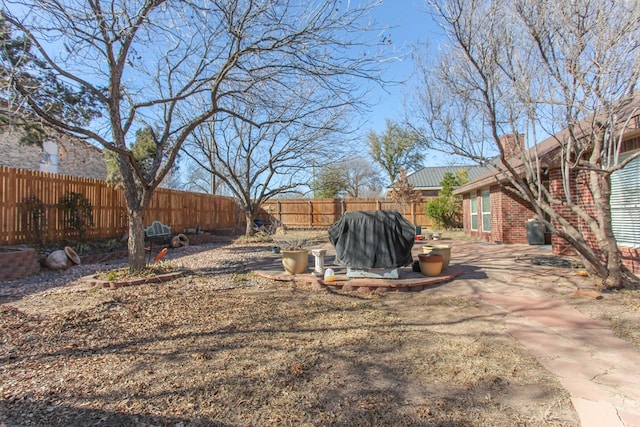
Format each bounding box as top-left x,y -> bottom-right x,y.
328,210 -> 415,272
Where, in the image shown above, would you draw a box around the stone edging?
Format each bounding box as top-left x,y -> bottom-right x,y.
254,267 -> 464,292
79,270 -> 189,289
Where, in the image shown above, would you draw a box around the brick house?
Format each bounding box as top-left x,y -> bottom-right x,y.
453,98 -> 640,273
0,127 -> 107,180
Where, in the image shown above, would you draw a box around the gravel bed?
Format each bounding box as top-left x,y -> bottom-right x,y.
0,242 -> 277,300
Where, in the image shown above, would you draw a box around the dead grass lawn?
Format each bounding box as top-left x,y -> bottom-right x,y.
1,272 -> 578,426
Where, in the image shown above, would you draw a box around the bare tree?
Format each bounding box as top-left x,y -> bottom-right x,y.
410,0 -> 640,289
388,169 -> 421,217
343,157 -> 383,198
2,0 -> 386,269
183,83 -> 354,235
181,165 -> 216,195
311,157 -> 383,199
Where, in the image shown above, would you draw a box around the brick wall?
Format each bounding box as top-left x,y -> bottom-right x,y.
0,129 -> 107,180
461,194 -> 470,233
550,167 -> 601,253
0,131 -> 43,171
493,187 -> 538,244
0,247 -> 40,281
462,164 -> 639,273
462,185 -> 537,244
549,166 -> 640,273
489,186 -> 504,242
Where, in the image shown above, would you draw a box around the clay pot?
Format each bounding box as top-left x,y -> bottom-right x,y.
281,249 -> 309,274
45,246 -> 81,270
171,233 -> 190,248
65,246 -> 81,265
422,244 -> 452,270
417,253 -> 443,277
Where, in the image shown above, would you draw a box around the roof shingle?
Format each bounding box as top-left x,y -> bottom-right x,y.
406,165 -> 491,190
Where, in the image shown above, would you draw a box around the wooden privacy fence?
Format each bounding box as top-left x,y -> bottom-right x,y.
0,166 -> 238,246
259,198 -> 436,229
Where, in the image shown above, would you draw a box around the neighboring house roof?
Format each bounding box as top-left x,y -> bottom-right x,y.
406,165 -> 491,190
454,93 -> 640,195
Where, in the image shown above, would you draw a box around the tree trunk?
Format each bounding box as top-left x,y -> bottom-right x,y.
589,168 -> 639,289
245,210 -> 256,236
598,207 -> 629,289
128,210 -> 147,271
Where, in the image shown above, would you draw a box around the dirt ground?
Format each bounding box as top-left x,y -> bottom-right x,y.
1,231 -> 638,426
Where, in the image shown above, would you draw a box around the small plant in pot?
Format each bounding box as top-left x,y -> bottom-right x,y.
274,238 -> 309,274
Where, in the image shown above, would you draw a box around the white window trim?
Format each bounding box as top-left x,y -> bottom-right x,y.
470,191 -> 478,231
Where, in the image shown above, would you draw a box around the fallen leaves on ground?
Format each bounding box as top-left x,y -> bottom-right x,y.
0,275 -> 578,426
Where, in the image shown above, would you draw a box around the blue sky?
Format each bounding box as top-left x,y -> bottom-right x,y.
361,1 -> 463,167
365,1 -> 443,134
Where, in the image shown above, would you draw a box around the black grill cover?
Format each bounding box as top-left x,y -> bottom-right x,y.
328,210 -> 415,268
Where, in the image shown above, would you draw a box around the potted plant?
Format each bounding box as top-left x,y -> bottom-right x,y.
275,238 -> 309,274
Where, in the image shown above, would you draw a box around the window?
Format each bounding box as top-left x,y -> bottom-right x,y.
470,191 -> 478,230
481,188 -> 491,232
40,140 -> 59,173
610,151 -> 640,246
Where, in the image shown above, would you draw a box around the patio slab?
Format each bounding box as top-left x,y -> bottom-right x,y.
445,241 -> 640,427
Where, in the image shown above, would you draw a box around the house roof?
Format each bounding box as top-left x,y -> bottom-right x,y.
406,165 -> 491,190
453,93 -> 640,195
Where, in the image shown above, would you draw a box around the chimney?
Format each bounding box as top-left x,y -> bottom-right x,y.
499,133 -> 525,159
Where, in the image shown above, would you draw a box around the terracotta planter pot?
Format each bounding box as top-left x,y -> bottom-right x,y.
281,249 -> 309,274
64,246 -> 81,265
46,247 -> 81,270
171,233 -> 190,248
422,244 -> 452,270
417,253 -> 443,277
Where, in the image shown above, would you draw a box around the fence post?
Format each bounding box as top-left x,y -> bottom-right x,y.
6,167 -> 17,245
277,200 -> 282,224
308,200 -> 313,228
411,202 -> 416,225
